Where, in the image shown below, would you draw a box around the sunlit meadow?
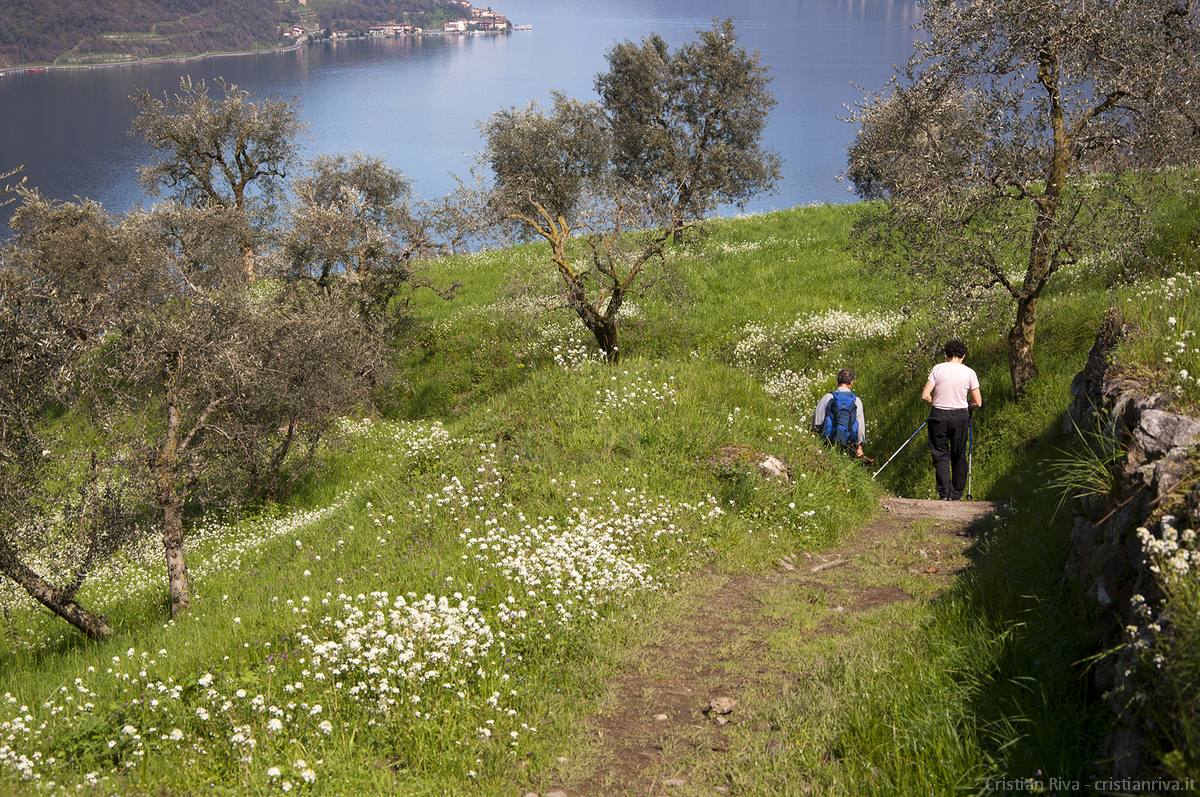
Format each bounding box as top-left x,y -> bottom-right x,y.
0,202 -> 1196,793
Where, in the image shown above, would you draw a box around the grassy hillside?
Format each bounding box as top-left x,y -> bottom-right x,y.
0,202 -> 1193,793
0,0 -> 282,68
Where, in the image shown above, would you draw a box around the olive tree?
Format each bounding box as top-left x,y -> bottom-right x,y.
132,77 -> 302,283
596,18 -> 781,241
0,195 -> 139,639
284,153 -> 435,332
214,290 -> 380,502
94,202 -> 379,618
1,166 -> 25,207
481,94 -> 672,361
94,204 -> 258,618
3,192 -> 386,625
478,20 -> 780,358
848,0 -> 1200,397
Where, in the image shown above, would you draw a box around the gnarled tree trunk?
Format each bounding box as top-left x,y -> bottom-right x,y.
568,285 -> 621,363
1009,199 -> 1055,397
241,241 -> 257,285
1007,48 -> 1070,398
588,316 -> 620,363
157,477 -> 191,619
154,400 -> 192,618
1008,293 -> 1039,397
0,541 -> 112,639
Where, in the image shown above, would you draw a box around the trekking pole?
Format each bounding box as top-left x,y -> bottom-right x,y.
872,420 -> 927,480
967,411 -> 974,500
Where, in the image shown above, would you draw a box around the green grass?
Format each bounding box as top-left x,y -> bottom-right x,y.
0,202 -> 1190,793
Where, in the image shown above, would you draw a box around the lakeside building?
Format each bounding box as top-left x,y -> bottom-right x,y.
369,24 -> 417,36
475,12 -> 509,30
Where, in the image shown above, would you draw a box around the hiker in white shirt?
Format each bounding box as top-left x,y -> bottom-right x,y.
921,339 -> 982,500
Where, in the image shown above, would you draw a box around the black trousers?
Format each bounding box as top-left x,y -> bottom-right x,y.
928,407 -> 970,500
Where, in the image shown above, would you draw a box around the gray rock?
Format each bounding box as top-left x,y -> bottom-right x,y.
710,445 -> 793,484
1061,313 -> 1200,783
663,778 -> 687,787
707,696 -> 737,715
758,454 -> 791,482
1135,409 -> 1200,459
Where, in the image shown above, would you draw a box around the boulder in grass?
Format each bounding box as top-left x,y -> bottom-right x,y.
706,696 -> 738,716
711,444 -> 793,484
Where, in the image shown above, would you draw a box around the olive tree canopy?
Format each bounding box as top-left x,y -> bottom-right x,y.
483,94 -> 612,225
480,20 -> 781,360
132,77 -> 302,283
482,94 -> 670,360
596,18 -> 781,239
284,153 -> 432,331
847,0 -> 1200,396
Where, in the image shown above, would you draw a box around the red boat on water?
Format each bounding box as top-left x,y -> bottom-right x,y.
27,67 -> 47,74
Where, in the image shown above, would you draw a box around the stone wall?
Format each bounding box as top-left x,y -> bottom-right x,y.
1064,307 -> 1200,776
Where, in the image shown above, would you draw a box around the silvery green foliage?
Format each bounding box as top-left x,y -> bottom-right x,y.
283,153 -> 432,333
481,93 -> 612,226
848,0 -> 1200,394
479,21 -> 781,361
596,18 -> 782,230
132,76 -> 305,283
16,198 -> 382,620
132,76 -> 301,213
0,166 -> 24,209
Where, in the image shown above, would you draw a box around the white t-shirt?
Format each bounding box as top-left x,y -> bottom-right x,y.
928,361 -> 980,410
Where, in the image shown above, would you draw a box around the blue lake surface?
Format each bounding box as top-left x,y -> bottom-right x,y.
0,0 -> 920,219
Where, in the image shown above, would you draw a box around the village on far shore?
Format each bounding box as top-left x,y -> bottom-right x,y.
285,0 -> 530,43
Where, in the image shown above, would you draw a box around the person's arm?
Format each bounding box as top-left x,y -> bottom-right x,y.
921,379 -> 935,404
854,397 -> 866,456
970,387 -> 983,408
813,393 -> 831,430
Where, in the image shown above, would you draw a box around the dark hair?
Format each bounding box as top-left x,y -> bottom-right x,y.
944,339 -> 968,359
836,368 -> 856,386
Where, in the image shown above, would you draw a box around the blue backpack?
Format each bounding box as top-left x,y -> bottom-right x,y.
821,390 -> 859,448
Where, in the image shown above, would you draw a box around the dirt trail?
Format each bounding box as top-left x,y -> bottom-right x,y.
547,498 -> 1002,797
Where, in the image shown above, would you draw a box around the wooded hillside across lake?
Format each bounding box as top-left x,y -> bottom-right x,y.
0,0 -> 477,68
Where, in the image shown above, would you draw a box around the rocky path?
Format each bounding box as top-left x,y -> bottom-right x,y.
540,498 -> 1002,797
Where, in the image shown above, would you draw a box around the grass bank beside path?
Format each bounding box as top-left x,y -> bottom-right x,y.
0,202 -> 1191,793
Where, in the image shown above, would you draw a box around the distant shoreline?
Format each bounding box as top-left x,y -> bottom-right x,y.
0,27 -> 526,80
0,41 -> 306,79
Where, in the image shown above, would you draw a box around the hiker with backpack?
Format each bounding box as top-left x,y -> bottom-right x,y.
921,339 -> 983,501
813,368 -> 870,461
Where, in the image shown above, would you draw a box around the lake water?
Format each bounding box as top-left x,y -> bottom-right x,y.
0,0 -> 920,222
